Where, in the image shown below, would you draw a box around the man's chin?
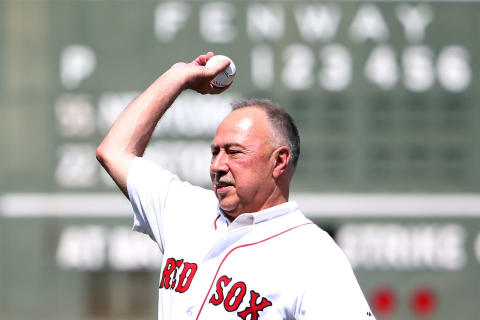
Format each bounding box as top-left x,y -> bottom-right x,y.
219,199 -> 238,215
219,203 -> 235,213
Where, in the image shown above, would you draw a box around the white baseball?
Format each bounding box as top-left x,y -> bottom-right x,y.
205,55 -> 236,87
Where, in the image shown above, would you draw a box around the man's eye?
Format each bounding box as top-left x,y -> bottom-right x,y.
228,150 -> 241,154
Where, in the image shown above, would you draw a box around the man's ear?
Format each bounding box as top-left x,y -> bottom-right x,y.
272,146 -> 291,179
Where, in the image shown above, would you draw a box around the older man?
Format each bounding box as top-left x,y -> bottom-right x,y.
97,52 -> 374,320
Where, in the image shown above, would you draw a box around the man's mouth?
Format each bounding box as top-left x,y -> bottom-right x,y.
216,181 -> 234,194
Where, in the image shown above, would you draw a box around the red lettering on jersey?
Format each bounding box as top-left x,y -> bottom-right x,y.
159,258 -> 176,289
160,258 -> 198,294
237,290 -> 273,320
224,281 -> 246,312
209,275 -> 232,306
176,262 -> 198,293
208,276 -> 272,318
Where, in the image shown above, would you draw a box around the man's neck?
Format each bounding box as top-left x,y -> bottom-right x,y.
223,190 -> 289,223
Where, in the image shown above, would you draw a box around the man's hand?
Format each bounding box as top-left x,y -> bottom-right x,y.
170,52 -> 232,94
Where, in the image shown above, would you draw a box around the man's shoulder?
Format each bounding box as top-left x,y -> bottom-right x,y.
265,210 -> 332,248
288,217 -> 336,247
280,212 -> 347,260
130,156 -> 217,196
129,156 -> 219,219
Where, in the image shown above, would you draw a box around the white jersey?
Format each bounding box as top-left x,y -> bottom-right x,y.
127,157 -> 375,320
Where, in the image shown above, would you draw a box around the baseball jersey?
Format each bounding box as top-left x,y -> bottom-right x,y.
127,156 -> 375,320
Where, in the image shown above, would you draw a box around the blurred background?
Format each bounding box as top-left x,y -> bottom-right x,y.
1,0 -> 479,319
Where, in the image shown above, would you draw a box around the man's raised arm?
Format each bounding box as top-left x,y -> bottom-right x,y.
96,52 -> 230,197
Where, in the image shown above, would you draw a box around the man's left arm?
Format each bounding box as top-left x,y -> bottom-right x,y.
295,239 -> 376,320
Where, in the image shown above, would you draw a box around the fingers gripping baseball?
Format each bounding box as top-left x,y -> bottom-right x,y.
193,52 -> 215,67
184,52 -> 233,94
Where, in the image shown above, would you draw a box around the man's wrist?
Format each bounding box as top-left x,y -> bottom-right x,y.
164,63 -> 192,91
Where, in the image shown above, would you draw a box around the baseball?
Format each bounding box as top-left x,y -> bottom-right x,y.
206,55 -> 236,87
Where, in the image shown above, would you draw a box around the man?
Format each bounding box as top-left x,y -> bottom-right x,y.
97,52 -> 375,319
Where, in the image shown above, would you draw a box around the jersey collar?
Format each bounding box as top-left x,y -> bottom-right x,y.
217,201 -> 299,231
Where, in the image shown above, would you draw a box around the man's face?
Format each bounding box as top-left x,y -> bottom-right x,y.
210,107 -> 277,219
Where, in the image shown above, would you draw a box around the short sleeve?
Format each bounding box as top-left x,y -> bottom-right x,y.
127,157 -> 177,252
126,157 -> 219,254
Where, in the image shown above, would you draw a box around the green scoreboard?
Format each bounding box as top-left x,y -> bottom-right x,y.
1,1 -> 479,319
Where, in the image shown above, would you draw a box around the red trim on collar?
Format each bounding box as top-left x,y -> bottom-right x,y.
214,214 -> 221,231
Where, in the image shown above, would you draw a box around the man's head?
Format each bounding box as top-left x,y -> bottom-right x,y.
210,98 -> 300,220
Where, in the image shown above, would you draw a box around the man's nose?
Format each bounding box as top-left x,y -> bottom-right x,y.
211,150 -> 228,173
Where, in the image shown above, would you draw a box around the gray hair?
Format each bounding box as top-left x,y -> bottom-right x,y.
231,98 -> 301,170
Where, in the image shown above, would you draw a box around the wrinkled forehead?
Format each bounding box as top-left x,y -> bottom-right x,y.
213,107 -> 273,146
